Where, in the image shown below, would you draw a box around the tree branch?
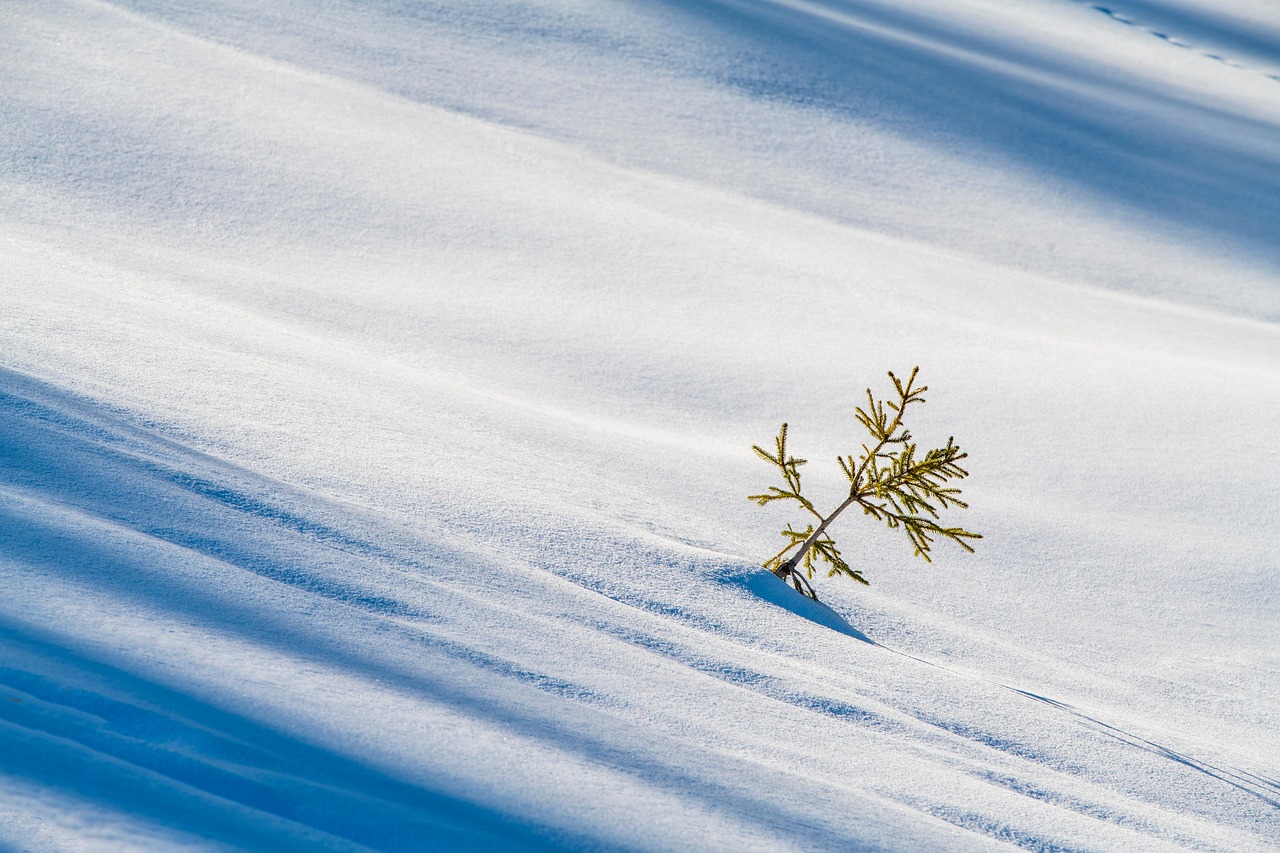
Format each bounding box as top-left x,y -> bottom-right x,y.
748,367 -> 979,598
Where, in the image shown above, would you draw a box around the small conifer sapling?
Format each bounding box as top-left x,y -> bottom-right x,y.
750,367 -> 980,599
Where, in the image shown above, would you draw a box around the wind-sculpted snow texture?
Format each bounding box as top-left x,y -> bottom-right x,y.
2,0 -> 1278,850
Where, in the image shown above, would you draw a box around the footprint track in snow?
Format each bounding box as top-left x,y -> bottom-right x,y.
1081,2 -> 1280,83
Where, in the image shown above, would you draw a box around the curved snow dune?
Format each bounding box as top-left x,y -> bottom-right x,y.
0,372 -> 1275,851
31,0 -> 1280,317
2,0 -> 1279,849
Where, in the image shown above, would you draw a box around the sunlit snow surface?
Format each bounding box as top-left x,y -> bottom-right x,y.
2,0 -> 1279,849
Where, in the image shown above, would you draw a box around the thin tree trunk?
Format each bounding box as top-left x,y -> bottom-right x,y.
776,490 -> 860,580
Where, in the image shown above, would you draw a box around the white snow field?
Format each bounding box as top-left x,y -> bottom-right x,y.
2,0 -> 1279,849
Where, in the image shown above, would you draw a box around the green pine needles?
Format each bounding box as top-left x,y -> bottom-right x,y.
750,367 -> 981,600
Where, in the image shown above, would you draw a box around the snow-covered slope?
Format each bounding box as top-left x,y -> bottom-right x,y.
2,0 -> 1278,849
